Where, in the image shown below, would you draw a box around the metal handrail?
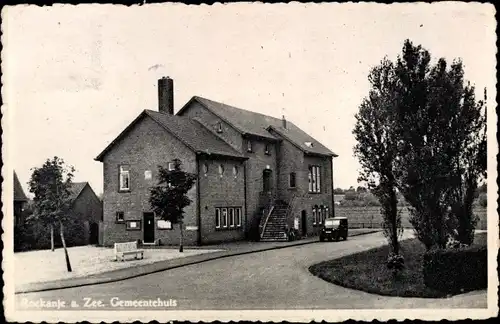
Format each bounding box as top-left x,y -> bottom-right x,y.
260,205 -> 275,239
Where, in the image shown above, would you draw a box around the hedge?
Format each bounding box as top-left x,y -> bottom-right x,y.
423,245 -> 487,293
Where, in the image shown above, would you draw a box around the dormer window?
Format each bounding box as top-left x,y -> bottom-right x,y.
305,141 -> 314,148
216,122 -> 223,133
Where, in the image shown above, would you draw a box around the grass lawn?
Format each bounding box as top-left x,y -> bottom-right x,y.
309,232 -> 487,298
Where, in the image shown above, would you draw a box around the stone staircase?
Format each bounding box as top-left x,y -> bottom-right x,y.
260,203 -> 289,242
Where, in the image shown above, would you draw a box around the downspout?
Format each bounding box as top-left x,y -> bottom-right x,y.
331,156 -> 335,218
243,161 -> 248,240
196,155 -> 202,245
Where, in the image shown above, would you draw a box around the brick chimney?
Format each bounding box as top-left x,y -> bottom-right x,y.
158,76 -> 174,114
282,115 -> 287,129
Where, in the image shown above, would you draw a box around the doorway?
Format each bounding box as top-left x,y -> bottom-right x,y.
263,169 -> 272,192
301,210 -> 307,236
143,212 -> 155,244
89,222 -> 99,245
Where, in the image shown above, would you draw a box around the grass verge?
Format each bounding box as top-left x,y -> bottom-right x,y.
309,232 -> 487,298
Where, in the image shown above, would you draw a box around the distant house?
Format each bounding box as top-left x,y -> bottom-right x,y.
95,77 -> 338,246
14,171 -> 28,226
67,182 -> 103,245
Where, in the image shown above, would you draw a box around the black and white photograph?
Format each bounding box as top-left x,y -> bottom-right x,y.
2,2 -> 498,322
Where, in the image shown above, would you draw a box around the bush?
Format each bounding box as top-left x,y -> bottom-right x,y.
423,245 -> 487,293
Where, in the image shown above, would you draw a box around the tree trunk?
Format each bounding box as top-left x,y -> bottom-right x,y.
390,188 -> 399,255
50,224 -> 55,251
179,220 -> 184,253
59,221 -> 72,272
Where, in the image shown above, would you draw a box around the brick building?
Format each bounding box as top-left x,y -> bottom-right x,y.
95,77 -> 337,246
14,171 -> 29,226
68,182 -> 103,245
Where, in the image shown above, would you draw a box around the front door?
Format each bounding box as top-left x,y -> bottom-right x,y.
143,212 -> 155,243
263,169 -> 272,192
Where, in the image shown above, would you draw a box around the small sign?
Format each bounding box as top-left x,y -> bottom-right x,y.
186,226 -> 198,231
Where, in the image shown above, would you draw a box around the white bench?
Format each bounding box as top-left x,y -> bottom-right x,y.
114,241 -> 144,261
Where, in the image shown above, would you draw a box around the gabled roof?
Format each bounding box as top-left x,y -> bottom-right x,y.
68,182 -> 88,201
95,110 -> 246,161
178,96 -> 337,157
14,171 -> 28,202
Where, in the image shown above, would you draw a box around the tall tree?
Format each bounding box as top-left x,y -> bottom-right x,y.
149,159 -> 196,252
28,156 -> 74,272
391,40 -> 487,249
353,57 -> 403,258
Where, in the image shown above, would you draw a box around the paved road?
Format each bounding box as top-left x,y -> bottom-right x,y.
14,232 -> 486,311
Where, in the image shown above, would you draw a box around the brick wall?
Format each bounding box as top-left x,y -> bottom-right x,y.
71,184 -> 103,244
180,101 -> 244,152
243,137 -> 278,236
198,157 -> 246,244
335,206 -> 488,230
101,115 -> 198,246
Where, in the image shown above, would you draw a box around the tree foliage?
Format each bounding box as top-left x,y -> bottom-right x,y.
353,57 -> 403,257
149,159 -> 197,252
28,156 -> 75,271
354,39 -> 487,251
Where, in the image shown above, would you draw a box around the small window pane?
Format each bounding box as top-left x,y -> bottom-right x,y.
168,162 -> 175,171
247,141 -> 253,152
215,208 -> 221,228
144,170 -> 152,180
289,172 -> 296,188
236,208 -> 242,227
232,166 -> 238,176
218,164 -> 224,176
229,208 -> 235,227
203,163 -> 209,174
222,208 -> 228,227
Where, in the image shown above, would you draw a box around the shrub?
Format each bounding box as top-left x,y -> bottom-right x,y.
423,245 -> 487,293
387,252 -> 405,271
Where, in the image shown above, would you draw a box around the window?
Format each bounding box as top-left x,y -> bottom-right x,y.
229,208 -> 235,227
119,165 -> 130,191
203,163 -> 209,175
216,207 -> 242,230
264,144 -> 270,155
157,219 -> 172,230
305,141 -> 314,148
216,121 -> 223,133
247,140 -> 253,152
312,207 -> 317,225
222,208 -> 228,228
308,165 -> 321,193
325,207 -> 329,219
126,220 -> 141,230
232,165 -> 238,177
144,170 -> 152,180
215,208 -> 221,229
236,208 -> 242,227
116,211 -> 125,223
289,172 -> 296,188
168,162 -> 175,171
218,164 -> 224,176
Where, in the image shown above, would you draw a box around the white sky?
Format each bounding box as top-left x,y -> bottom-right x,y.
3,2 -> 496,196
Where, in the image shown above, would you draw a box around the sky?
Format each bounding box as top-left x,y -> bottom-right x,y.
3,2 -> 496,196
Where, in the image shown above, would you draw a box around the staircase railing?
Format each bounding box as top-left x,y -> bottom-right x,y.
260,205 -> 274,239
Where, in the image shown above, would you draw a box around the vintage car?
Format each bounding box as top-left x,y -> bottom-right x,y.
319,217 -> 348,242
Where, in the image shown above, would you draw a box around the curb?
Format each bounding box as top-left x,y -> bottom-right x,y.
15,229 -> 381,294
